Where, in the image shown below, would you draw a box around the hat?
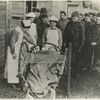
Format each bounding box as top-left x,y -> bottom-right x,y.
26,12 -> 36,18
22,20 -> 31,28
40,7 -> 48,13
49,16 -> 58,22
97,13 -> 100,17
71,11 -> 79,17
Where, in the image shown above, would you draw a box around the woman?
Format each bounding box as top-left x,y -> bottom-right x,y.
4,20 -> 34,88
26,12 -> 37,49
43,16 -> 62,51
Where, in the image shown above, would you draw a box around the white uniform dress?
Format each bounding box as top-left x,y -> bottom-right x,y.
4,26 -> 23,83
45,28 -> 59,51
26,23 -> 37,49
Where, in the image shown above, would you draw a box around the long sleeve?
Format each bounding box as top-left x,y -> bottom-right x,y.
10,29 -> 19,55
43,28 -> 48,43
57,28 -> 62,48
79,23 -> 85,50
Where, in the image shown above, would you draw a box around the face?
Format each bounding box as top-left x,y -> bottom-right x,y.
96,17 -> 100,24
90,14 -> 93,20
85,16 -> 91,22
50,20 -> 57,27
34,12 -> 40,18
29,17 -> 35,23
60,13 -> 66,20
78,15 -> 83,21
43,17 -> 49,24
72,17 -> 78,22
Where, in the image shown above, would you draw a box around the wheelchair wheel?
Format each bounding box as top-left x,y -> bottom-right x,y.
18,42 -> 29,74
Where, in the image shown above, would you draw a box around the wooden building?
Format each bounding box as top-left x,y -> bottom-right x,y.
0,0 -> 97,70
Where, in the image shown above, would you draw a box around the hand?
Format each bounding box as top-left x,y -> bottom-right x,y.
12,53 -> 17,59
91,42 -> 97,46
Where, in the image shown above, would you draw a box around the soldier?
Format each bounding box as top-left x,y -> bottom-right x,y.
63,11 -> 85,78
83,13 -> 95,71
92,13 -> 100,71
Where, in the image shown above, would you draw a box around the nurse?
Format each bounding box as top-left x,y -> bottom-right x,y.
43,16 -> 62,51
4,20 -> 34,89
26,12 -> 37,49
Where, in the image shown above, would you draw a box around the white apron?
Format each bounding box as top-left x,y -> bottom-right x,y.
26,23 -> 37,50
44,28 -> 59,51
4,26 -> 23,83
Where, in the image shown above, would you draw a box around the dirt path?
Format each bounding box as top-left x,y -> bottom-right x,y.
0,71 -> 100,99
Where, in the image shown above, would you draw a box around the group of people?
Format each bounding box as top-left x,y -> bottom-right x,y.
4,7 -> 100,91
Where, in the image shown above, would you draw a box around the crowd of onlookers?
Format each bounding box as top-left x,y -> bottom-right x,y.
4,7 -> 100,90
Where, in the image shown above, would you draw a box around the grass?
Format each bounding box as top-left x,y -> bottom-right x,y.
1,71 -> 100,99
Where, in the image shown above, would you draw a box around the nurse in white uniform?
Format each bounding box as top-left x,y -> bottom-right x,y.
26,12 -> 37,49
43,16 -> 62,51
4,20 -> 34,88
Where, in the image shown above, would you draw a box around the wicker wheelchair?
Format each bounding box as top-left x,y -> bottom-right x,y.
17,42 -> 72,99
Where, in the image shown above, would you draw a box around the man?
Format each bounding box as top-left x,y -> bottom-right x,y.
36,14 -> 50,50
57,11 -> 68,33
63,11 -> 85,77
92,13 -> 100,71
83,13 -> 95,71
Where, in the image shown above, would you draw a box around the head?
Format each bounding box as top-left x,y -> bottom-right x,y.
49,16 -> 58,28
84,13 -> 91,22
21,20 -> 31,32
71,11 -> 79,22
40,7 -> 48,15
33,8 -> 40,18
89,12 -> 94,20
26,12 -> 36,23
41,14 -> 49,24
60,11 -> 66,20
78,13 -> 83,21
96,13 -> 100,24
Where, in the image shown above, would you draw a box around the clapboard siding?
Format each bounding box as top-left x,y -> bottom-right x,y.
0,1 -> 6,68
10,1 -> 25,29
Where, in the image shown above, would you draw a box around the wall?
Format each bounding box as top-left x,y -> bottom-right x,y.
0,1 -> 6,68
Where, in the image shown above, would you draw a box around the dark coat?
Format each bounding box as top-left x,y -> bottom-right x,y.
35,17 -> 50,44
63,20 -> 85,51
84,21 -> 95,44
93,24 -> 100,60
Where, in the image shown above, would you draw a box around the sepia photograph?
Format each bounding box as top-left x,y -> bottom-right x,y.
0,0 -> 100,99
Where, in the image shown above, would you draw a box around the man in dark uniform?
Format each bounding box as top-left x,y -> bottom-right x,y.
92,13 -> 100,71
63,11 -> 85,78
83,13 -> 95,71
34,8 -> 50,50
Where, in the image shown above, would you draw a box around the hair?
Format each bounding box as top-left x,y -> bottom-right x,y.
96,13 -> 100,17
40,7 -> 48,13
41,13 -> 48,19
71,11 -> 79,17
79,13 -> 83,17
33,8 -> 40,13
60,11 -> 66,16
84,13 -> 90,17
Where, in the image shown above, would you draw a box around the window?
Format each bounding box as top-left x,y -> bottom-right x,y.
26,1 -> 37,13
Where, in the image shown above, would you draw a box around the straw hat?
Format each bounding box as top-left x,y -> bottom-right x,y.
26,12 -> 36,18
49,16 -> 58,22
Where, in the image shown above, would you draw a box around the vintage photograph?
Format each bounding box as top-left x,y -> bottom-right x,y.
0,0 -> 100,99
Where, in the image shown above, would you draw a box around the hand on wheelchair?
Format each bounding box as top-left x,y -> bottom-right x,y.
12,53 -> 17,59
30,45 -> 40,53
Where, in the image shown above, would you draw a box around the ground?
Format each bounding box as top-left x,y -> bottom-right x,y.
1,70 -> 100,99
